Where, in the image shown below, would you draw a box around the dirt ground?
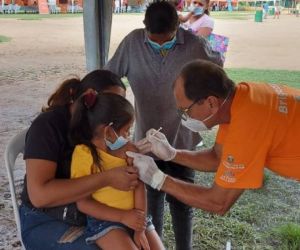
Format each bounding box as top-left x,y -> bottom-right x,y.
0,13 -> 299,249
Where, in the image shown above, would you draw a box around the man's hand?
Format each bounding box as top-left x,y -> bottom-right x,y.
126,151 -> 167,190
120,209 -> 146,231
108,166 -> 139,191
135,128 -> 177,161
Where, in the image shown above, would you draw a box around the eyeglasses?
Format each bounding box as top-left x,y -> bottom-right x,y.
177,99 -> 199,121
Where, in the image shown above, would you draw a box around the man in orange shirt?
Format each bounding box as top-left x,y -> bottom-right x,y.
127,59 -> 300,214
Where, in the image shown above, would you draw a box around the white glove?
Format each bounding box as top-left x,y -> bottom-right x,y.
126,151 -> 167,190
135,129 -> 177,161
146,129 -> 177,161
135,137 -> 152,154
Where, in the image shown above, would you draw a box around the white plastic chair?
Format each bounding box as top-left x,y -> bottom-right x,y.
4,128 -> 28,249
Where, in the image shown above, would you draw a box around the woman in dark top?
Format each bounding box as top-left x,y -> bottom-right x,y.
20,70 -> 139,250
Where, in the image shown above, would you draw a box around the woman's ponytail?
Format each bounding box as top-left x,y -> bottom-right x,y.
42,77 -> 82,112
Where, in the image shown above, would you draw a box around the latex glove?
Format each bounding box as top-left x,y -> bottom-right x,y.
135,137 -> 152,154
126,151 -> 167,190
146,128 -> 177,161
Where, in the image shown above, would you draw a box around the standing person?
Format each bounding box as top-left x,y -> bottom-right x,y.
263,2 -> 269,19
70,92 -> 164,250
105,2 -> 222,249
296,1 -> 300,17
179,0 -> 214,38
274,2 -> 280,19
20,70 -> 139,250
114,0 -> 121,13
128,59 -> 300,216
123,0 -> 128,13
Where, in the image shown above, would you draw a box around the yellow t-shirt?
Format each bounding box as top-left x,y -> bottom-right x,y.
215,82 -> 300,189
71,144 -> 134,210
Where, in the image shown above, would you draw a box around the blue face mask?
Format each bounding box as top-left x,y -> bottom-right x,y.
193,6 -> 204,16
105,127 -> 128,151
148,36 -> 177,52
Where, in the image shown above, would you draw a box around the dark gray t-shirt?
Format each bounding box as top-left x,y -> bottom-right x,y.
105,28 -> 222,151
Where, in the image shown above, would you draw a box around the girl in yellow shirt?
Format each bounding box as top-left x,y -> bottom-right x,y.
70,92 -> 164,250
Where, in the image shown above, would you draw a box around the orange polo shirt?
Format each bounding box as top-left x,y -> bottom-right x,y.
215,82 -> 300,189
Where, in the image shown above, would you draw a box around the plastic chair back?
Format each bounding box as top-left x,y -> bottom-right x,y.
4,128 -> 28,249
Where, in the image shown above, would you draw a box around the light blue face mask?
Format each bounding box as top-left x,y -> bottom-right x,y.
148,36 -> 177,52
193,6 -> 204,16
105,127 -> 128,150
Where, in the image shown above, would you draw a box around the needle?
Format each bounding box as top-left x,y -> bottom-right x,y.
151,127 -> 162,137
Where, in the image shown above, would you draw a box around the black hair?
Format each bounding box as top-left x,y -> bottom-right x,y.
178,59 -> 235,101
43,70 -> 125,112
144,1 -> 179,34
69,93 -> 134,170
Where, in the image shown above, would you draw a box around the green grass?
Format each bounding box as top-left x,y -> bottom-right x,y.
269,223 -> 300,250
0,13 -> 82,20
226,68 -> 300,89
0,11 -> 256,21
0,35 -> 11,43
163,158 -> 300,249
211,11 -> 255,20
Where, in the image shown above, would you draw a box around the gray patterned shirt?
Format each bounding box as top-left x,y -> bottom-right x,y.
105,27 -> 222,151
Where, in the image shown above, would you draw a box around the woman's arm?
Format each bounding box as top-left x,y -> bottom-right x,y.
26,159 -> 138,208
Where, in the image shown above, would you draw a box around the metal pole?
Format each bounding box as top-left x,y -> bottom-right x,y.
83,0 -> 113,71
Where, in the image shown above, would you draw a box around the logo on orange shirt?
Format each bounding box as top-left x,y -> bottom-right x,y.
222,155 -> 245,170
220,170 -> 236,183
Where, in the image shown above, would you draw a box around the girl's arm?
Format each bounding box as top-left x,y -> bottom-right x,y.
126,144 -> 146,213
76,196 -> 146,231
133,181 -> 149,250
134,180 -> 147,213
26,159 -> 138,208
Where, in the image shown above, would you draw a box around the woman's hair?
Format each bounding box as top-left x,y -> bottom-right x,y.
178,59 -> 235,101
43,70 -> 126,112
69,93 -> 134,170
144,1 -> 179,34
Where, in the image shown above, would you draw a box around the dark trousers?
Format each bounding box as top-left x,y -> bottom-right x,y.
147,160 -> 195,250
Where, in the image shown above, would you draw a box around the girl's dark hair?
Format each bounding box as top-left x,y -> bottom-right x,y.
178,59 -> 235,101
43,70 -> 126,112
144,1 -> 179,34
69,93 -> 134,170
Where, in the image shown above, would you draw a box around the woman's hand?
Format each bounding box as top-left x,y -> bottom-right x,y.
120,209 -> 146,231
134,231 -> 150,250
108,166 -> 139,191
